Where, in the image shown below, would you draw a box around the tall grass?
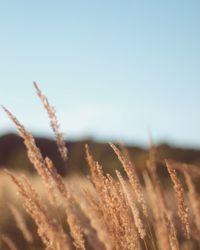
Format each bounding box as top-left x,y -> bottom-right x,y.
1,83 -> 200,250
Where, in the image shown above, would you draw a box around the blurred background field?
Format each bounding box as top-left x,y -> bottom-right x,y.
1,133 -> 200,177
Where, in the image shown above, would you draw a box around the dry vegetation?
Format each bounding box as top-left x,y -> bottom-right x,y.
0,83 -> 200,250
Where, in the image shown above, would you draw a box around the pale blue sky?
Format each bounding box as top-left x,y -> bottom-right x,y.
0,1 -> 200,147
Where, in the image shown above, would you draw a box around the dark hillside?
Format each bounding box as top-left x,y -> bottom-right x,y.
0,133 -> 200,176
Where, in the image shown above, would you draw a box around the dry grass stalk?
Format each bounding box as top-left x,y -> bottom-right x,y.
33,82 -> 68,162
110,143 -> 147,217
5,170 -> 70,250
9,204 -> 33,244
146,145 -> 168,214
164,159 -> 200,178
0,234 -> 18,250
2,106 -> 44,174
85,144 -> 104,190
86,146 -> 118,240
2,106 -> 57,202
146,144 -> 157,176
2,106 -> 69,208
119,143 -> 132,163
43,166 -> 95,249
81,188 -> 100,217
184,170 -> 200,233
146,144 -> 173,250
106,174 -> 139,250
116,170 -> 146,239
166,212 -> 179,250
86,145 -> 139,249
3,106 -> 84,248
166,160 -> 190,239
143,171 -> 171,250
44,157 -> 69,203
68,197 -> 107,250
81,188 -> 112,250
85,145 -> 110,215
67,213 -> 86,250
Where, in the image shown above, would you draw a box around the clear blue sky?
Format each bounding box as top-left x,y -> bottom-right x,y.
0,1 -> 200,147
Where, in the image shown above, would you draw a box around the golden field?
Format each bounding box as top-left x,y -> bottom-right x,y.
0,83 -> 200,250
